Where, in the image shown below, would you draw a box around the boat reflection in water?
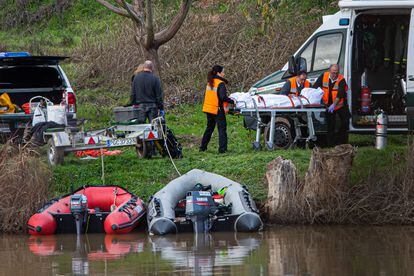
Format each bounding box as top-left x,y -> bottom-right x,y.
28,234 -> 145,260
27,232 -> 263,275
149,232 -> 263,274
28,234 -> 145,275
12,226 -> 414,274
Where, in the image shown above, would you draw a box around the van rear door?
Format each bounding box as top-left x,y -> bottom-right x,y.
407,8 -> 414,130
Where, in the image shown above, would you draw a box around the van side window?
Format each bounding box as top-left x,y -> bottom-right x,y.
300,41 -> 314,72
313,33 -> 343,71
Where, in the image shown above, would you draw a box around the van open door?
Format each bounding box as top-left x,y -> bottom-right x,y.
408,8 -> 414,130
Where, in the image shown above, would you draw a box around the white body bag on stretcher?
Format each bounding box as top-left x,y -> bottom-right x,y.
230,88 -> 324,109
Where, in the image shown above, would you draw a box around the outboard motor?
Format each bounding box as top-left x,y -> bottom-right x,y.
375,109 -> 388,150
70,194 -> 88,235
185,191 -> 217,234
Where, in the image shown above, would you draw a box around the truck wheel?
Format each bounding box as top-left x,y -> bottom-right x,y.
47,138 -> 64,166
136,139 -> 153,159
264,122 -> 293,150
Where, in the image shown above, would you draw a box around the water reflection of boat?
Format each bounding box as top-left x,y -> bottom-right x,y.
28,234 -> 145,260
28,235 -> 59,257
149,232 -> 262,274
88,235 -> 145,260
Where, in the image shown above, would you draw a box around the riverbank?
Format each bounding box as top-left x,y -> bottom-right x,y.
0,104 -> 409,234
52,104 -> 409,203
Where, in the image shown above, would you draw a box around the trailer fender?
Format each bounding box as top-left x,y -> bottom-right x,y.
44,132 -> 70,147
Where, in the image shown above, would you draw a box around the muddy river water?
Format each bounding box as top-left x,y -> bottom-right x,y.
1,226 -> 413,275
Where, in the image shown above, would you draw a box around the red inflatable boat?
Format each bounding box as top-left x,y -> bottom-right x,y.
28,185 -> 146,235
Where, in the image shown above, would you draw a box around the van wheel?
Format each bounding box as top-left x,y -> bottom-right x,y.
136,139 -> 152,159
264,122 -> 293,150
47,138 -> 64,166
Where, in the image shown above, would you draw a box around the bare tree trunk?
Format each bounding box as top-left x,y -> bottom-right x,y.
303,144 -> 356,202
265,156 -> 299,220
142,46 -> 161,77
97,0 -> 193,81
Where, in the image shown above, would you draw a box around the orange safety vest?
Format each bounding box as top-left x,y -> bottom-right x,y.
288,77 -> 310,97
202,78 -> 228,115
321,72 -> 347,110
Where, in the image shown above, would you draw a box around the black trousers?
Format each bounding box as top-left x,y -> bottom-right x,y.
200,111 -> 228,153
135,103 -> 158,124
326,107 -> 350,146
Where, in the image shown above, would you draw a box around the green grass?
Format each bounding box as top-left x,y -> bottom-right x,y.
51,104 -> 409,203
0,0 -> 119,53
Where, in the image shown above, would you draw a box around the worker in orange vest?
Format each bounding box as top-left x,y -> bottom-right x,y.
200,65 -> 235,154
280,70 -> 310,96
313,64 -> 350,146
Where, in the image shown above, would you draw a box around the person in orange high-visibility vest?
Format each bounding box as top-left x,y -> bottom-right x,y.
200,65 -> 235,154
280,70 -> 310,96
313,64 -> 350,146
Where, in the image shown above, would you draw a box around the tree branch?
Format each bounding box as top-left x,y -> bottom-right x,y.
95,0 -> 129,17
116,0 -> 145,26
154,0 -> 192,46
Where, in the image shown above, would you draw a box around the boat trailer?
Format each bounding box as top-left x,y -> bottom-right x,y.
43,117 -> 166,166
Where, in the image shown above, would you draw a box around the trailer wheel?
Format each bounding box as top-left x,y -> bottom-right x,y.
47,138 -> 64,166
264,122 -> 293,150
136,139 -> 153,159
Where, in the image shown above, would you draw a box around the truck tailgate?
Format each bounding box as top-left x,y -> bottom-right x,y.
0,112 -> 76,130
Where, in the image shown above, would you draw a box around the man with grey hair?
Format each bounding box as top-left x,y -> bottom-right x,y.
313,64 -> 350,146
130,60 -> 164,123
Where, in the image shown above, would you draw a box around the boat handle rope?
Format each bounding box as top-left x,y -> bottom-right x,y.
119,198 -> 138,218
242,190 -> 258,213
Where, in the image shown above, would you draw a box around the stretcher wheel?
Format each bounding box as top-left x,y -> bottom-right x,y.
47,138 -> 64,166
264,122 -> 293,150
136,139 -> 152,159
252,142 -> 262,151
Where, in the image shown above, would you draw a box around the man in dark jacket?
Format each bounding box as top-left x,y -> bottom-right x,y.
130,60 -> 164,123
313,64 -> 350,146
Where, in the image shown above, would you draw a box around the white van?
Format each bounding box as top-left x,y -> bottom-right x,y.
248,0 -> 414,145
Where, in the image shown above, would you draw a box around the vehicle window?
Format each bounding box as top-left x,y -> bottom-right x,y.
0,66 -> 63,88
300,40 -> 314,72
313,33 -> 343,71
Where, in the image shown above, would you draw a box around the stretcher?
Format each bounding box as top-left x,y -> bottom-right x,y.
234,99 -> 326,150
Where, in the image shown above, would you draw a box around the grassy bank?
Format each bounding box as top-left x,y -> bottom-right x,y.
52,104 -> 408,203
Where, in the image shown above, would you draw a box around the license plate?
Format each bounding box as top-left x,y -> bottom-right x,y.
106,138 -> 136,147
